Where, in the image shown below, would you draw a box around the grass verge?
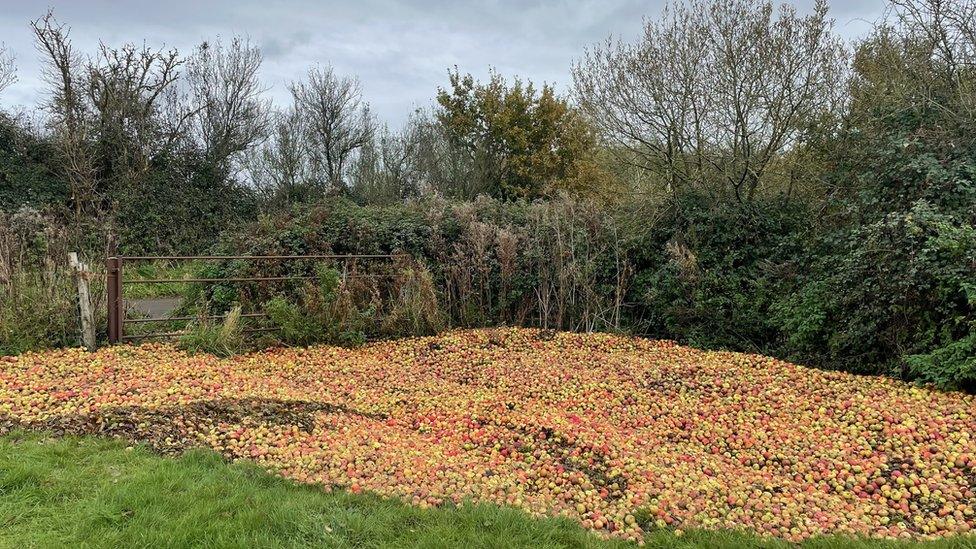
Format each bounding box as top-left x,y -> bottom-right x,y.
1,432 -> 973,548
123,261 -> 203,299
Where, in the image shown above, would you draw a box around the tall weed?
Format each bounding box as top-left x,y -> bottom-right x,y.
178,305 -> 244,357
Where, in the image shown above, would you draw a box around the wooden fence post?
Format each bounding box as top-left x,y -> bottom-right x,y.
69,252 -> 96,351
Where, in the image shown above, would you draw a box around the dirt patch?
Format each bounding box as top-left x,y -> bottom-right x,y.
1,397 -> 385,455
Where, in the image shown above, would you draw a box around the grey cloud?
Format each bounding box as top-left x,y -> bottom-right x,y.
0,0 -> 885,125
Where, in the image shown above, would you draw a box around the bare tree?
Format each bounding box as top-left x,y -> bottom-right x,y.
248,107 -> 317,208
32,10 -> 188,217
290,66 -> 374,191
884,0 -> 976,122
889,0 -> 976,73
31,11 -> 94,218
573,0 -> 847,202
405,107 -> 488,199
85,42 -> 185,179
349,122 -> 425,204
186,36 -> 269,171
0,43 -> 15,95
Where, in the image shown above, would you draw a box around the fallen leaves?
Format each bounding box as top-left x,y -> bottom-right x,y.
1,328 -> 975,543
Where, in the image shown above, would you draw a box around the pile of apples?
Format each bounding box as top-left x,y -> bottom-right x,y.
1,328 -> 974,543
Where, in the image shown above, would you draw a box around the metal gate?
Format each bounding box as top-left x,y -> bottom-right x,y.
105,253 -> 402,343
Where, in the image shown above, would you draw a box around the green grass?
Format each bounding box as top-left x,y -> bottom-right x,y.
123,261 -> 204,299
1,433 -> 974,549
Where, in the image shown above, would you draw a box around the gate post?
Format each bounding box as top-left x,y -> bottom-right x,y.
69,252 -> 96,351
106,255 -> 123,344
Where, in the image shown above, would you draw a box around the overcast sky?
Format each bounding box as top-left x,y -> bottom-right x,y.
0,0 -> 886,126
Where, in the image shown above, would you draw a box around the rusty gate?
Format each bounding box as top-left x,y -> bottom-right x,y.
105,253 -> 403,343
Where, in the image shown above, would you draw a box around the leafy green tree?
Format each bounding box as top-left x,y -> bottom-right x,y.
435,69 -> 609,200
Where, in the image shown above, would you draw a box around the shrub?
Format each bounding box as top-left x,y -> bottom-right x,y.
628,194 -> 810,353
265,266 -> 368,347
906,328 -> 976,391
0,115 -> 65,211
114,157 -> 257,255
777,200 -> 976,377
